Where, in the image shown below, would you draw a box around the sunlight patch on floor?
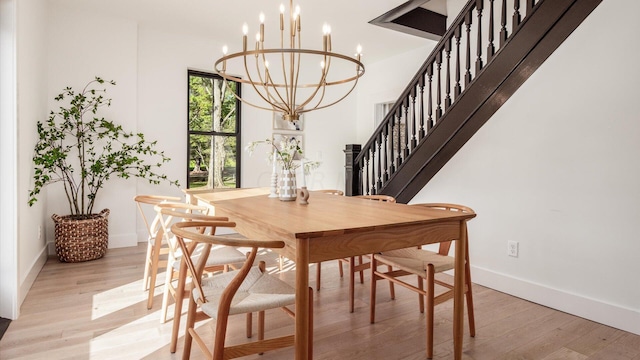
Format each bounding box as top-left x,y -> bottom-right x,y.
88,309 -> 175,359
91,278 -> 150,320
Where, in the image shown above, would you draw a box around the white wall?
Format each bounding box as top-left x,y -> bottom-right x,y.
45,6 -> 139,248
410,0 -> 640,334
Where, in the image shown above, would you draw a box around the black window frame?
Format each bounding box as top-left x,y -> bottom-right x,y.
186,69 -> 242,189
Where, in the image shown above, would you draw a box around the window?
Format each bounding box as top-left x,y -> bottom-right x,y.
187,70 -> 241,189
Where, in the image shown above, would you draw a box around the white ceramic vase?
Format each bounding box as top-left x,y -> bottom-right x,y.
279,169 -> 297,201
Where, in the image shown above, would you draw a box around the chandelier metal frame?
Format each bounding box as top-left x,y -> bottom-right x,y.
214,0 -> 365,121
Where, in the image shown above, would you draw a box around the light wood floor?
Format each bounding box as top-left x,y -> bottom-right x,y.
1,243 -> 638,360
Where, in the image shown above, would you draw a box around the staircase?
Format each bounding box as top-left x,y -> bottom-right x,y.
347,0 -> 602,203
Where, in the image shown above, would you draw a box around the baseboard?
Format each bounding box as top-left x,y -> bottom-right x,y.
471,265 -> 640,336
19,245 -> 48,308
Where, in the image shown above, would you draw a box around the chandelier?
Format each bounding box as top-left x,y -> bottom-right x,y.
214,0 -> 365,122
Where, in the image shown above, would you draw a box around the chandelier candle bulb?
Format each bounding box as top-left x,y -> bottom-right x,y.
242,23 -> 248,51
322,24 -> 328,51
259,13 -> 265,42
222,46 -> 228,71
279,4 -> 285,30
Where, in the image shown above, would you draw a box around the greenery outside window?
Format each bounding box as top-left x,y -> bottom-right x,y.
187,70 -> 241,188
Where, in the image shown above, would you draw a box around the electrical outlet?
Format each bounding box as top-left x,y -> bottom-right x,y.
508,241 -> 519,257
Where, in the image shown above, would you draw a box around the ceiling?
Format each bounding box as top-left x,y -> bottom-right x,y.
52,0 -> 444,63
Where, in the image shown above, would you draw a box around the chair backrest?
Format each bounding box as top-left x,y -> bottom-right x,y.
356,194 -> 396,203
154,202 -> 225,261
170,221 -> 285,313
316,189 -> 344,196
410,203 -> 475,255
134,195 -> 182,239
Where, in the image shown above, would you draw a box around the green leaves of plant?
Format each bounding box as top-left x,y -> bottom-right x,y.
29,77 -> 178,215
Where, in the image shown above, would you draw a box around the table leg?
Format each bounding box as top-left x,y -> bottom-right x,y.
453,221 -> 466,359
295,238 -> 311,360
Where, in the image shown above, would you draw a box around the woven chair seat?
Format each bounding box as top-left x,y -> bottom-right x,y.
195,266 -> 296,318
375,248 -> 455,276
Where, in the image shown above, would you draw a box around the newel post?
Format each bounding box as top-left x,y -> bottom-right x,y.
344,144 -> 362,196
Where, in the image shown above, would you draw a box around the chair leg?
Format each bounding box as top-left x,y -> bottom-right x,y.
181,293 -> 198,360
170,265 -> 187,353
160,265 -> 174,323
338,259 -> 344,278
426,264 -> 435,359
246,313 -> 252,338
147,242 -> 162,309
387,265 -> 395,300
257,311 -> 265,355
418,275 -> 424,314
349,257 -> 356,313
212,307 -> 231,360
258,311 -> 265,341
142,241 -> 153,291
357,255 -> 365,284
465,259 -> 476,337
316,262 -> 321,291
369,255 -> 378,324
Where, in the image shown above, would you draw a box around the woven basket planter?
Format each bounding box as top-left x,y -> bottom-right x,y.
52,209 -> 110,263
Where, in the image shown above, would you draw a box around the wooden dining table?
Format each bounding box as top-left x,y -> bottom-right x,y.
186,187 -> 475,360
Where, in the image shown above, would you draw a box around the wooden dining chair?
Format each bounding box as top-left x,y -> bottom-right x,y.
154,204 -> 249,353
154,203 -> 246,317
369,203 -> 476,359
171,221 -> 313,360
340,194 -> 396,312
134,194 -> 181,309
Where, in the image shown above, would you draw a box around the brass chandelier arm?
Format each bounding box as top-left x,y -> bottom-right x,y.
257,41 -> 289,113
298,73 -> 361,115
223,79 -> 280,113
241,54 -> 285,113
280,24 -> 291,114
292,31 -> 302,114
298,53 -> 332,113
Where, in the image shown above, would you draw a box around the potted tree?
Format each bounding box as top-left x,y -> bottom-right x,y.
29,77 -> 178,262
